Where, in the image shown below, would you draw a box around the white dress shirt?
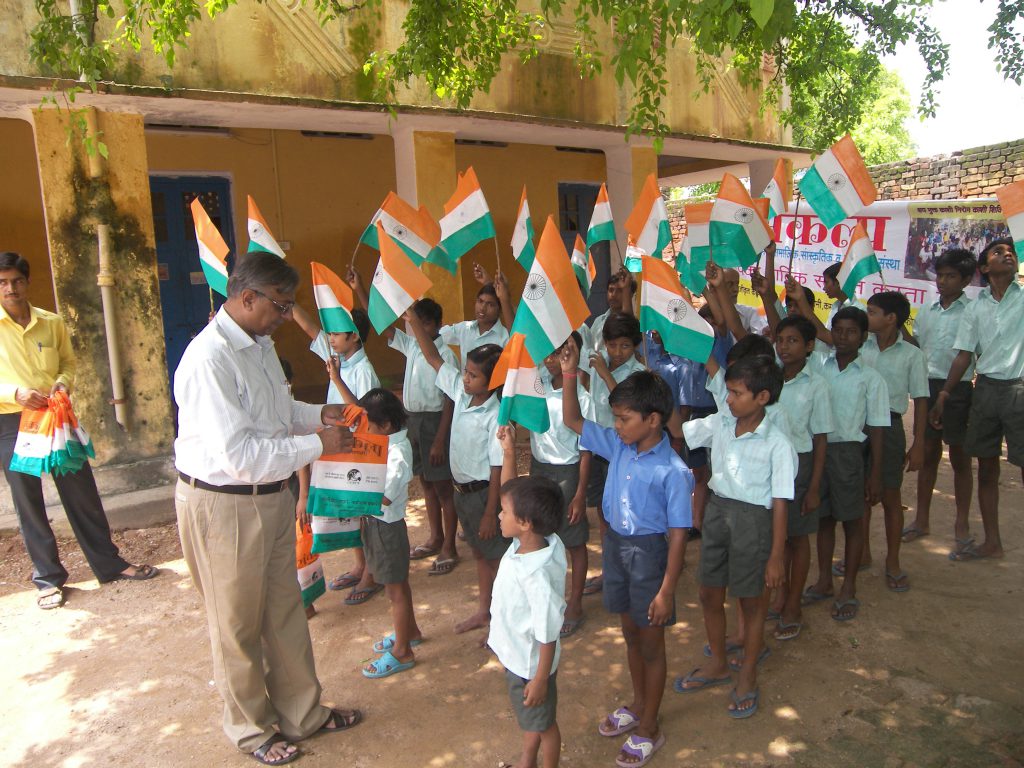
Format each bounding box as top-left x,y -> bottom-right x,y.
174,308 -> 324,485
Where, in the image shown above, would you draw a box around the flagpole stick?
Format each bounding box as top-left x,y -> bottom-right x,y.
348,239 -> 361,270
493,235 -> 501,277
787,195 -> 802,273
208,287 -> 215,317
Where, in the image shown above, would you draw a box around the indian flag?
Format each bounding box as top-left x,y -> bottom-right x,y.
437,166 -> 495,273
995,180 -> 1024,261
570,234 -> 595,297
512,186 -> 536,271
511,215 -> 591,363
489,332 -> 549,433
761,158 -> 793,220
190,198 -> 229,297
837,224 -> 882,298
680,202 -> 712,294
310,262 -> 356,334
625,174 -> 671,258
587,183 -> 616,249
798,134 -> 877,228
359,191 -> 440,266
367,223 -> 433,334
640,255 -> 715,363
710,173 -> 774,269
247,196 -> 285,258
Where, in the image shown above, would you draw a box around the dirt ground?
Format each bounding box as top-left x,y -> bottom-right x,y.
1,450 -> 1022,768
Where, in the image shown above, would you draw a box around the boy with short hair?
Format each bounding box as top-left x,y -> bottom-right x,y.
562,340 -> 692,765
858,291 -> 929,593
490,426 -> 568,768
675,356 -> 795,719
440,281 -> 510,366
587,269 -> 637,357
906,249 -> 976,552
932,238 -> 1023,561
804,307 -> 889,621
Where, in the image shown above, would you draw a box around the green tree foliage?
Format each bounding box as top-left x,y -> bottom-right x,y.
850,67 -> 917,165
25,0 -> 1024,152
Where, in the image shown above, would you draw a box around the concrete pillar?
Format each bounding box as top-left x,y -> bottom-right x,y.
748,158 -> 776,202
603,144 -> 658,269
31,107 -> 174,465
392,126 -> 464,326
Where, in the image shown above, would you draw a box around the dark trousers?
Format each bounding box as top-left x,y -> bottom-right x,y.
0,412 -> 128,589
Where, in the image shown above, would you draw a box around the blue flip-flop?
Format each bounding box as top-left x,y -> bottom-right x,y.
728,688 -> 760,719
728,645 -> 771,672
362,650 -> 415,679
673,667 -> 732,693
372,632 -> 424,654
831,598 -> 860,622
703,640 -> 744,657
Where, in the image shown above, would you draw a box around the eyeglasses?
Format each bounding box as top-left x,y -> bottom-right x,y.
253,290 -> 295,315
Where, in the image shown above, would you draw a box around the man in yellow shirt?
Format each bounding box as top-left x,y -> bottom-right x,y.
0,252 -> 157,609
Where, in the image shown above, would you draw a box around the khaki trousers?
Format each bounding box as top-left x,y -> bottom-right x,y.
175,480 -> 330,752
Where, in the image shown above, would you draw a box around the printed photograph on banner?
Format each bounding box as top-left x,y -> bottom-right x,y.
903,201 -> 1010,284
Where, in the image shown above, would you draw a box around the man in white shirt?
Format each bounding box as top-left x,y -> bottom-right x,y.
174,252 -> 362,765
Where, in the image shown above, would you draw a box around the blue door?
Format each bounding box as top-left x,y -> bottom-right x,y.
558,182 -> 612,318
150,177 -> 235,386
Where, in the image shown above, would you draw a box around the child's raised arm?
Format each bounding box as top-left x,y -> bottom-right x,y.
346,267 -> 370,311
404,310 -> 445,372
292,303 -> 322,342
494,270 -> 516,331
326,356 -> 358,405
497,424 -> 518,486
786,275 -> 832,344
705,263 -> 747,340
560,337 -> 585,436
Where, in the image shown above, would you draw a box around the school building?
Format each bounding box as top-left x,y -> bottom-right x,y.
0,0 -> 809,496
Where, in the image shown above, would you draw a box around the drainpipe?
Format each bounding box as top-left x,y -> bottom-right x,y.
84,107 -> 129,430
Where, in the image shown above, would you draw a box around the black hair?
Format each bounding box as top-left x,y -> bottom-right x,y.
832,305 -> 868,334
227,251 -> 299,297
559,330 -> 583,352
726,333 -> 774,365
867,290 -> 911,326
351,308 -> 371,345
776,315 -> 817,344
784,286 -> 816,307
608,370 -> 674,426
467,343 -> 503,383
0,252 -> 30,279
499,476 -> 563,537
358,387 -> 408,431
602,312 -> 642,345
979,237 -> 1015,268
616,271 -> 638,295
412,297 -> 443,326
934,248 -> 978,280
725,354 -> 783,405
822,263 -> 841,281
278,356 -> 293,383
477,282 -> 499,300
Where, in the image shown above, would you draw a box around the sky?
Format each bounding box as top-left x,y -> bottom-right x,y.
883,1 -> 1024,157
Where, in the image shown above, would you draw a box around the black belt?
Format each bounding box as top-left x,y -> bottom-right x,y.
178,472 -> 289,496
453,479 -> 489,495
977,375 -> 1023,387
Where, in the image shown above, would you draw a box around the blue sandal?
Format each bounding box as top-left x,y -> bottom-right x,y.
727,688 -> 760,719
362,650 -> 415,679
372,632 -> 424,654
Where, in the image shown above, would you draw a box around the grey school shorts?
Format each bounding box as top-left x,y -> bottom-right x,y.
407,411 -> 453,483
505,669 -> 558,733
818,441 -> 867,523
787,451 -> 819,537
530,458 -> 590,549
965,375 -> 1024,467
872,413 -> 907,491
455,484 -> 511,561
926,379 -> 972,445
603,528 -> 675,628
699,492 -> 772,598
362,516 -> 410,584
585,455 -> 609,508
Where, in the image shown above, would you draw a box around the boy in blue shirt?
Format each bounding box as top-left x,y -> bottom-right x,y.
561,338 -> 692,767
675,356 -> 796,719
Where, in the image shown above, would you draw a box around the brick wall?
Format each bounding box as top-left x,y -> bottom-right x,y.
871,138 -> 1024,200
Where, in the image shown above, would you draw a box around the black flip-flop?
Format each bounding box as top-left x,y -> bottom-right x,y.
115,564 -> 159,581
251,734 -> 300,765
316,708 -> 362,734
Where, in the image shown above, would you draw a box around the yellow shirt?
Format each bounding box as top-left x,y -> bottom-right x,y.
0,304 -> 75,413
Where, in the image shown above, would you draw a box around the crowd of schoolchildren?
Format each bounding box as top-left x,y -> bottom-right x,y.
282,236 -> 1020,768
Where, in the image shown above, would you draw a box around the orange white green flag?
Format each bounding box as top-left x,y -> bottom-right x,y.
625,174 -> 672,259
710,173 -> 774,269
761,158 -> 793,221
798,134 -> 877,228
640,255 -> 715,363
359,191 -> 440,266
679,202 -> 712,294
310,262 -> 356,334
837,223 -> 882,298
511,216 -> 591,363
367,223 -> 433,334
587,183 -> 616,249
995,180 -> 1024,261
489,332 -> 549,433
437,166 -> 495,274
247,196 -> 285,258
511,186 -> 536,271
190,198 -> 230,297
570,234 -> 595,297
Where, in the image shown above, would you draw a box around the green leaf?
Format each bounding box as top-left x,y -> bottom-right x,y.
750,0 -> 774,29
97,141 -> 109,159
